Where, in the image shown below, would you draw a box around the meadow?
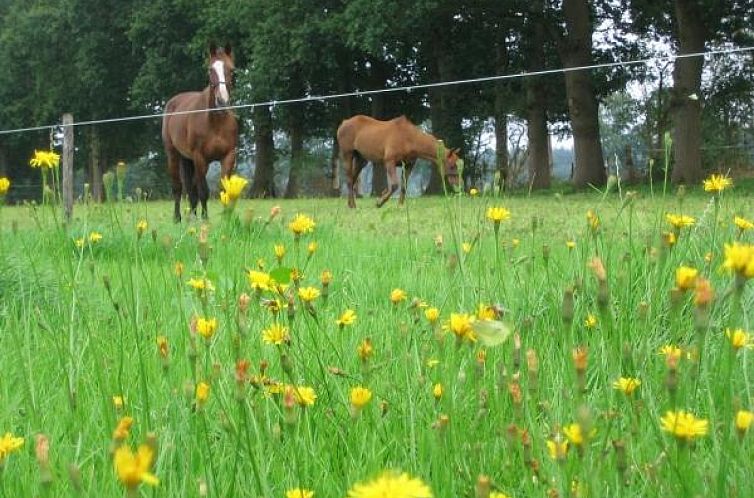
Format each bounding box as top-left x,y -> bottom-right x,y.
0,180 -> 753,498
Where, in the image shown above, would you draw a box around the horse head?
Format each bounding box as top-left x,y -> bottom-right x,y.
444,148 -> 462,186
208,43 -> 235,108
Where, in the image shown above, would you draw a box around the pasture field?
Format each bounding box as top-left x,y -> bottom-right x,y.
1,185 -> 754,498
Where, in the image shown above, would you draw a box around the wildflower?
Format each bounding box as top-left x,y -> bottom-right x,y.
469,188 -> 479,197
390,288 -> 407,304
587,257 -> 606,282
424,307 -> 440,323
288,213 -> 316,236
196,382 -> 210,406
734,216 -> 754,232
694,278 -> 714,307
489,493 -> 510,498
659,345 -> 683,361
613,377 -> 641,396
0,433 -> 25,463
357,338 -> 374,361
113,396 -> 124,410
274,244 -> 286,262
321,270 -> 333,286
219,191 -> 230,207
346,471 -> 433,498
286,385 -> 317,407
735,410 -> 754,437
432,383 -> 443,400
350,386 -> 373,409
462,242 -> 472,254
703,173 -> 732,193
675,266 -> 698,291
726,328 -> 752,350
219,174 -> 248,201
113,416 -> 134,441
586,209 -> 600,231
136,220 -> 148,237
336,309 -> 357,327
187,277 -> 214,293
660,410 -> 708,442
666,213 -> 695,229
298,286 -> 320,303
723,242 -> 754,279
563,424 -> 591,447
262,323 -> 289,345
113,444 -> 159,489
156,336 -> 168,358
477,304 -> 496,321
434,234 -> 443,248
444,313 -> 475,342
29,150 -> 60,169
511,238 -> 520,248
486,206 -> 511,224
174,261 -> 184,277
546,438 -> 569,460
0,177 -> 10,195
307,241 -> 318,255
584,313 -> 598,329
566,240 -> 576,250
286,489 -> 314,498
89,231 -> 103,244
195,317 -> 218,340
248,270 -> 273,291
426,359 -> 440,368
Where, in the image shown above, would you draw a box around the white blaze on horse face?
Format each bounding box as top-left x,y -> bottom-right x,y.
211,60 -> 230,104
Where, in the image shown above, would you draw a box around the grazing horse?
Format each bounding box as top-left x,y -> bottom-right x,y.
337,115 -> 460,208
162,43 -> 238,222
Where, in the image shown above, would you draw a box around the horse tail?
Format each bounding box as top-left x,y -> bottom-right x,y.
179,157 -> 194,191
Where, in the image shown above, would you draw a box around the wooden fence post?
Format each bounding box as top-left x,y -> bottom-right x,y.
62,113 -> 74,222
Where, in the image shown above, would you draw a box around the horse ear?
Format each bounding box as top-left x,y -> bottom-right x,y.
452,148 -> 462,156
224,43 -> 233,57
209,42 -> 218,57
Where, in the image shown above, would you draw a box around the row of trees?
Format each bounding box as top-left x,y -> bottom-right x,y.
0,0 -> 752,200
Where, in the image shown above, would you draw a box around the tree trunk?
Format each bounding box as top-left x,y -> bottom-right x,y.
527,82 -> 550,189
251,105 -> 275,198
494,32 -> 510,193
561,0 -> 606,188
670,0 -> 705,184
89,128 -> 103,202
0,140 -> 7,176
285,108 -> 304,198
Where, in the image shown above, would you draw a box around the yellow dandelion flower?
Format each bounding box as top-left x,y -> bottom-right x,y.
220,174 -> 248,201
195,317 -> 218,340
112,416 -> 133,441
196,382 -> 210,406
562,424 -> 591,446
29,150 -> 60,169
734,216 -> 754,232
156,336 -> 169,358
432,383 -> 443,400
546,439 -> 569,460
723,243 -> 754,279
566,240 -> 576,250
187,277 -> 214,293
726,328 -> 752,351
584,313 -> 598,329
424,307 -> 440,323
586,209 -> 600,231
346,471 -> 433,498
444,313 -> 475,342
288,213 -> 316,235
390,288 -> 407,304
486,206 -> 511,223
477,304 -> 496,321
262,323 -> 289,345
675,266 -> 698,291
88,231 -> 103,244
0,177 -> 10,195
336,309 -> 357,327
659,345 -> 683,361
660,410 -> 708,442
248,270 -> 273,291
298,286 -> 320,303
286,489 -> 314,498
350,386 -> 373,409
321,270 -> 333,286
74,237 -> 86,249
274,244 -> 286,261
613,377 -> 641,396
114,444 -> 159,489
703,173 -> 732,193
0,433 -> 24,463
219,190 -> 230,207
136,219 -> 148,236
666,213 -> 696,229
357,338 -> 374,361
462,242 -> 472,254
307,241 -> 318,255
112,396 -> 124,410
662,231 -> 677,247
489,493 -> 510,498
511,238 -> 520,248
286,385 -> 317,407
735,410 -> 754,435
469,188 -> 479,197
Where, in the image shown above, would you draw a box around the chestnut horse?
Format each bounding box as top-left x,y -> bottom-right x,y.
337,115 -> 460,208
162,43 -> 238,222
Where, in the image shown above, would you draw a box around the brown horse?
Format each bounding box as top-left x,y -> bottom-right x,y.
337,115 -> 460,208
162,43 -> 238,222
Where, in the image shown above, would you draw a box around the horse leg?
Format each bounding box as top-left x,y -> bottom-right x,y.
344,150 -> 365,209
181,157 -> 198,219
376,160 -> 399,208
193,155 -> 210,219
167,149 -> 182,223
399,160 -> 415,206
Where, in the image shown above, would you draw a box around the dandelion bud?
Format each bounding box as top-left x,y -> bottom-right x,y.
432,414 -> 450,432
35,434 -> 52,485
283,388 -> 297,426
68,463 -> 82,491
269,205 -> 281,220
287,294 -> 296,323
527,349 -> 538,394
542,244 -> 550,265
102,275 -> 111,292
587,257 -> 606,282
561,288 -> 574,323
238,293 -> 251,314
694,278 -> 714,307
280,351 -> 294,377
613,439 -> 627,479
476,475 -> 491,498
432,383 -> 443,401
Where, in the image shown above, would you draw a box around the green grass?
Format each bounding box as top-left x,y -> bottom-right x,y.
0,187 -> 753,497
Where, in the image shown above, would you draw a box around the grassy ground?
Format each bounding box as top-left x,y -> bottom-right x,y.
0,185 -> 753,497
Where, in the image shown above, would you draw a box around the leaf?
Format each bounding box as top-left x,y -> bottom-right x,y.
472,320 -> 513,347
269,267 -> 292,285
